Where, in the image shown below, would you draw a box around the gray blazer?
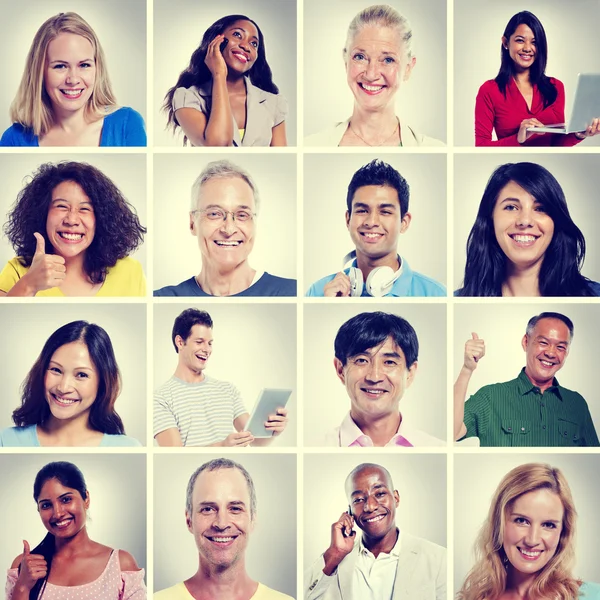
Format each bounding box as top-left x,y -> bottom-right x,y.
172,77 -> 287,146
305,531 -> 446,600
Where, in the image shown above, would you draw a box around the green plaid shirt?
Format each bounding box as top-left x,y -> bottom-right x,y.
462,368 -> 599,447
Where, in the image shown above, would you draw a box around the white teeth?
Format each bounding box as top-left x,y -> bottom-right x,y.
61,90 -> 83,96
364,389 -> 384,394
365,514 -> 385,523
519,548 -> 541,557
362,233 -> 382,238
59,232 -> 83,240
211,537 -> 234,542
361,83 -> 383,92
55,396 -> 77,405
512,235 -> 536,242
55,519 -> 72,527
540,360 -> 554,367
215,241 -> 241,246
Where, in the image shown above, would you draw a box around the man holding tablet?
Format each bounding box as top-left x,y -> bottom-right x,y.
154,308 -> 288,446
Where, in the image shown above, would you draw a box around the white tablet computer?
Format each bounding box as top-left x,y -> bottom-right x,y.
244,388 -> 292,437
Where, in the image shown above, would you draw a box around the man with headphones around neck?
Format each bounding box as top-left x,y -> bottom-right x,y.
305,159 -> 446,297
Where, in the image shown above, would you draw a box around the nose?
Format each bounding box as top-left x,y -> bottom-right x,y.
516,207 -> 534,227
364,494 -> 378,513
56,374 -> 75,394
365,360 -> 383,383
52,501 -> 66,519
65,67 -> 79,84
364,59 -> 380,81
62,208 -> 81,225
364,211 -> 381,227
524,524 -> 541,547
219,213 -> 238,235
212,510 -> 230,530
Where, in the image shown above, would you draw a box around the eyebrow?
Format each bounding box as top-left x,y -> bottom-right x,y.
49,58 -> 94,65
51,198 -> 93,205
511,511 -> 560,524
198,500 -> 247,508
352,202 -> 398,210
535,335 -> 569,345
202,203 -> 254,211
48,360 -> 93,371
350,483 -> 388,497
38,492 -> 72,504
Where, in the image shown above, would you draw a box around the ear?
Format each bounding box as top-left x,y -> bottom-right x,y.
84,490 -> 90,510
501,36 -> 508,50
400,211 -> 411,233
345,210 -> 351,229
403,56 -> 416,81
334,357 -> 346,385
406,361 -> 418,388
185,511 -> 193,533
175,335 -> 185,350
521,334 -> 528,353
190,213 -> 197,235
393,490 -> 400,507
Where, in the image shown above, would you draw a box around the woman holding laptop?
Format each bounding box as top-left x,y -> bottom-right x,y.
475,10 -> 600,147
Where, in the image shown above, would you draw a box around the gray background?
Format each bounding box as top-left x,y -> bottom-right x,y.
304,454 -> 447,568
154,453 -> 296,596
153,303 -> 297,447
304,303 -> 447,446
303,153 -> 447,292
454,0 -> 600,146
0,154 -> 147,274
0,454 -> 146,574
455,454 -> 600,591
0,303 -> 147,445
454,302 -> 600,446
152,153 -> 296,292
303,0 -> 447,142
153,0 -> 297,146
0,0 -> 147,130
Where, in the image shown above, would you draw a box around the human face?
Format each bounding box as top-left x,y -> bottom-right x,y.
191,177 -> 256,272
345,25 -> 414,112
346,466 -> 399,541
346,185 -> 410,261
492,181 -> 554,272
503,489 -> 563,576
503,24 -> 537,72
46,181 -> 96,261
176,324 -> 214,376
335,336 -> 417,422
221,19 -> 259,74
44,341 -> 99,423
37,478 -> 89,538
522,318 -> 570,388
44,33 -> 96,115
186,468 -> 254,569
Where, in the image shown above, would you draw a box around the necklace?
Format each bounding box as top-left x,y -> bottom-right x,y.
348,118 -> 401,146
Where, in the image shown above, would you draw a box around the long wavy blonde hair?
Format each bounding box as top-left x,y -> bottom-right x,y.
10,12 -> 116,136
458,463 -> 581,600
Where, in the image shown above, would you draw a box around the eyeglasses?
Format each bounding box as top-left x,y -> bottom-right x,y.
191,208 -> 257,222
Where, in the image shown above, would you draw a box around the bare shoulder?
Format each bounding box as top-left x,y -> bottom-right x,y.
118,549 -> 141,571
11,553 -> 23,569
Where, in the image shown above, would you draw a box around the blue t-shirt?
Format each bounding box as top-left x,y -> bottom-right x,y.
581,582 -> 600,599
306,259 -> 446,297
154,272 -> 297,297
0,107 -> 146,147
0,425 -> 142,447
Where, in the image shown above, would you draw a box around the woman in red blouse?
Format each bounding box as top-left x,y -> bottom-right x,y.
474,11 -> 600,147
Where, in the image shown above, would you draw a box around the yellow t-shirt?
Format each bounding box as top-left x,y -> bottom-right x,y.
0,256 -> 146,297
154,582 -> 294,600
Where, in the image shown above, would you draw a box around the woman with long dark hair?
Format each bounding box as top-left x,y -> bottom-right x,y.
0,321 -> 141,446
163,14 -> 287,146
474,11 -> 599,146
458,463 -> 600,600
0,161 -> 146,297
456,162 -> 600,297
6,461 -> 146,599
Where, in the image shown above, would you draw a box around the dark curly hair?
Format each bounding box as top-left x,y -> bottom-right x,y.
12,320 -> 125,435
3,162 -> 146,284
163,14 -> 279,134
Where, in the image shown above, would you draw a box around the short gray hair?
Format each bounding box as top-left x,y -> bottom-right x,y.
185,458 -> 257,520
190,160 -> 260,212
343,4 -> 413,60
525,312 -> 574,341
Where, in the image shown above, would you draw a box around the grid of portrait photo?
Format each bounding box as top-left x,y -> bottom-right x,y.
1,0 -> 600,598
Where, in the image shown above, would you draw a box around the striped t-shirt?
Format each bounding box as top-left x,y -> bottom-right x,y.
153,376 -> 247,446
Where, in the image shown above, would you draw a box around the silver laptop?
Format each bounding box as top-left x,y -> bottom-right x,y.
527,73 -> 600,134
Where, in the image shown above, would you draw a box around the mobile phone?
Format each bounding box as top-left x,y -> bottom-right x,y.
342,506 -> 354,537
220,38 -> 229,52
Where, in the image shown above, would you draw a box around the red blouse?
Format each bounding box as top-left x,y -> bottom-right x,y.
474,77 -> 581,147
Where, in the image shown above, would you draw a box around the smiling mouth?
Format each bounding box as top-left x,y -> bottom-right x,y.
214,240 -> 242,247
206,535 -> 237,547
195,354 -> 208,362
509,233 -> 539,247
363,514 -> 386,524
361,388 -> 387,398
359,82 -> 385,94
60,89 -> 85,99
52,518 -> 74,529
231,50 -> 249,64
518,547 -> 542,559
360,232 -> 383,241
52,394 -> 79,407
539,359 -> 556,368
58,232 -> 84,242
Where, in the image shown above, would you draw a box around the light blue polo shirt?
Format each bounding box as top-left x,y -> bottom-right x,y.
305,258 -> 446,297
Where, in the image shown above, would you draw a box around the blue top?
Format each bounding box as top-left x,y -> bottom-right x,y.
154,272 -> 297,297
454,280 -> 600,297
306,259 -> 446,297
581,582 -> 600,599
0,107 -> 146,147
0,425 -> 142,447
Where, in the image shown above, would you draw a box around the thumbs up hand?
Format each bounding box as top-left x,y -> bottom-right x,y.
16,540 -> 48,591
464,332 -> 486,372
23,233 -> 67,294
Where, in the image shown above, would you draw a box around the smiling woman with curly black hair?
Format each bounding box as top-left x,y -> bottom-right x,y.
0,161 -> 146,296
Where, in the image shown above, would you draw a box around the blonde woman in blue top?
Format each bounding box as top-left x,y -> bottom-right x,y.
0,12 -> 146,147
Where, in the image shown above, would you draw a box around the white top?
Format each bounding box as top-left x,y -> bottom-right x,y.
324,412 -> 446,447
354,530 -> 402,600
304,119 -> 445,147
153,375 -> 247,446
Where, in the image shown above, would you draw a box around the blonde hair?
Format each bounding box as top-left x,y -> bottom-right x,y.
458,463 -> 581,600
343,4 -> 413,60
10,12 -> 116,136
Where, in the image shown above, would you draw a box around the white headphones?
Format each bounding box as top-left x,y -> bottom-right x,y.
343,251 -> 403,297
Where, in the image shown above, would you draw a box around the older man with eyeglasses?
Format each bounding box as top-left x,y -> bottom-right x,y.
154,159 -> 296,297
